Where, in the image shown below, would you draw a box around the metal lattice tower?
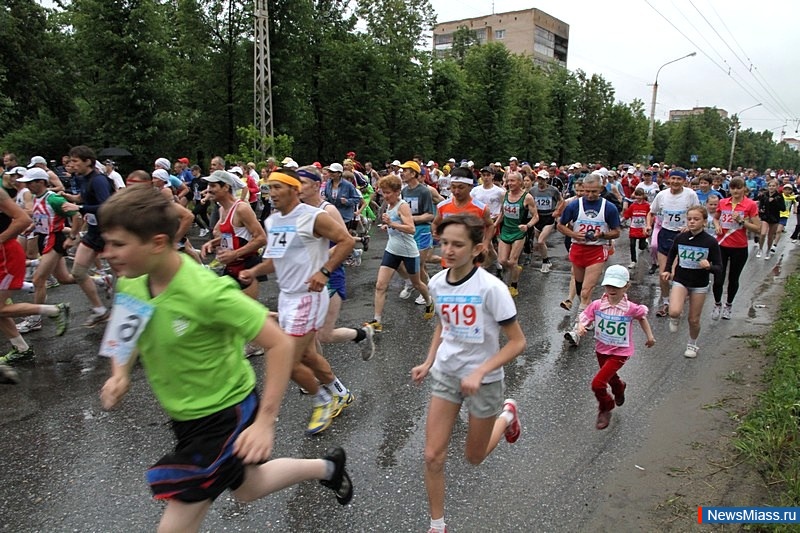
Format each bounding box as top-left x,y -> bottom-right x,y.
254,0 -> 274,155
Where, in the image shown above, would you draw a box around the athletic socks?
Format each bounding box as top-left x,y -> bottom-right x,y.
326,377 -> 347,397
430,517 -> 446,533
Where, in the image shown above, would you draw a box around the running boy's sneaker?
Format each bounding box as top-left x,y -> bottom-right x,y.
46,276 -> 60,289
319,447 -> 353,505
668,318 -> 679,333
540,260 -> 551,274
711,303 -> 722,320
721,304 -> 732,320
0,363 -> 20,384
83,309 -> 111,328
503,399 -> 521,443
415,293 -> 427,305
360,325 -> 376,361
331,391 -> 355,418
399,285 -> 413,300
51,303 -> 70,336
17,317 -> 43,333
0,346 -> 35,365
363,320 -> 382,333
684,344 -> 699,358
306,401 -> 334,435
564,330 -> 580,346
424,300 -> 435,320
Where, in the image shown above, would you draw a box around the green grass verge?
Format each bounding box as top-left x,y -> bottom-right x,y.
733,273 -> 800,527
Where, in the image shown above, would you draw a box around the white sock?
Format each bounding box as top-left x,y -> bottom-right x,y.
404,280 -> 412,289
499,410 -> 514,425
38,305 -> 59,317
92,306 -> 108,315
326,378 -> 347,397
430,517 -> 446,533
10,336 -> 28,351
374,314 -> 382,322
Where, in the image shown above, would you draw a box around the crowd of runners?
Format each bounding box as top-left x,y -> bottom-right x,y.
0,147 -> 796,533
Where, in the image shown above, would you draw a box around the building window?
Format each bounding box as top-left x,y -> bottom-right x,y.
495,29 -> 506,39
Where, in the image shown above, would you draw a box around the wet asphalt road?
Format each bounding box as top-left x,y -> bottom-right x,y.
0,227 -> 792,532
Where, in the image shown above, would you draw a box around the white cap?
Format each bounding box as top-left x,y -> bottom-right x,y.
229,166 -> 243,175
653,163 -> 660,167
534,162 -> 541,168
770,171 -> 777,177
601,265 -> 630,287
16,167 -> 49,182
447,158 -> 456,164
467,160 -> 474,168
27,155 -> 47,168
721,169 -> 728,174
550,162 -> 557,167
154,157 -> 171,170
284,160 -> 298,169
494,162 -> 502,166
426,160 -> 435,167
8,166 -> 27,175
536,170 -> 549,179
509,156 -> 518,162
391,160 -> 402,167
203,170 -> 240,187
329,163 -> 344,173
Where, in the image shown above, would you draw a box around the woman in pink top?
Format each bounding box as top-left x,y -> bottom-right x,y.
570,265 -> 656,430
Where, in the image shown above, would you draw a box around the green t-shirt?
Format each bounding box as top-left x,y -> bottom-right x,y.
116,255 -> 268,421
45,192 -> 78,217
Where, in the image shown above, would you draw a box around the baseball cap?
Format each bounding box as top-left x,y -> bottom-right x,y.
399,161 -> 421,173
391,160 -> 401,167
480,166 -> 493,174
426,160 -> 435,167
8,166 -> 27,175
770,171 -> 777,177
16,167 -> 49,182
550,162 -> 557,167
203,170 -> 238,187
27,156 -> 47,168
653,163 -> 661,167
534,162 -> 541,168
671,170 -> 688,179
601,265 -> 630,288
329,162 -> 344,173
509,156 -> 518,162
154,157 -> 171,170
447,158 -> 456,164
536,170 -> 549,179
177,157 -> 190,165
627,167 -> 635,174
494,162 -> 502,167
228,166 -> 243,176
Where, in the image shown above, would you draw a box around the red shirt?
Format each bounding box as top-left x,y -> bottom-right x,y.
621,175 -> 640,198
622,201 -> 650,239
715,196 -> 758,248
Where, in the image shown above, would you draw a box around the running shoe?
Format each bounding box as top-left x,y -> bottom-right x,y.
306,401 -> 334,435
756,249 -> 762,258
520,253 -> 531,266
792,239 -> 797,244
199,228 -> 209,237
0,364 -> 20,384
331,391 -> 355,418
244,343 -> 265,358
721,304 -> 732,320
360,325 -> 375,361
711,303 -> 722,320
363,320 -> 382,333
560,299 -> 573,311
770,245 -> 777,254
614,381 -> 626,407
319,447 -> 353,505
415,294 -> 427,305
51,303 -> 70,337
352,249 -> 363,266
17,317 -> 42,333
46,276 -> 60,289
399,285 -> 413,300
596,410 -> 612,430
655,303 -> 669,317
0,346 -> 35,365
508,286 -> 519,297
764,251 -> 771,260
668,317 -> 679,333
540,261 -> 551,274
424,300 -> 435,320
361,234 -> 370,252
684,344 -> 699,358
627,262 -> 637,269
503,399 -> 521,443
648,264 -> 659,275
564,330 -> 580,346
92,273 -> 114,300
83,309 -> 111,328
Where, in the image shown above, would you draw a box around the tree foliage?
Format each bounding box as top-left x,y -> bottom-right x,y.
1,0 -> 797,174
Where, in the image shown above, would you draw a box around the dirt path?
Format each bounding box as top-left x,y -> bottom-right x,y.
587,254 -> 796,532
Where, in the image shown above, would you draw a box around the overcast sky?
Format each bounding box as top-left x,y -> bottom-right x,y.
430,0 -> 799,138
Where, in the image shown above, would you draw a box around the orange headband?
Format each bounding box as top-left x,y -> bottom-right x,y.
268,172 -> 301,190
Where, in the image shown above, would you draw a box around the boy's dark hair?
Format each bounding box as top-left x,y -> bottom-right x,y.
100,186 -> 178,243
437,214 -> 486,264
68,145 -> 96,166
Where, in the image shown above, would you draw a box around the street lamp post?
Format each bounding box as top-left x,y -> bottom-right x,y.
647,52 -> 697,144
728,103 -> 762,171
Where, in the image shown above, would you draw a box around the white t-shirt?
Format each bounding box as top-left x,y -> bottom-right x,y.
263,203 -> 327,294
635,182 -> 660,203
109,170 -> 126,189
649,187 -> 699,231
429,266 -> 517,383
470,184 -> 506,217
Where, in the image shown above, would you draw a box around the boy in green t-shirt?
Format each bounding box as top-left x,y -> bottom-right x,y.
98,186 -> 352,532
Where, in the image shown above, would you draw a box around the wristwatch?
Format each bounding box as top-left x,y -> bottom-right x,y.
319,266 -> 331,278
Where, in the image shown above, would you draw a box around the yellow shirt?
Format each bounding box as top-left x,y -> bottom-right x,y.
780,193 -> 796,218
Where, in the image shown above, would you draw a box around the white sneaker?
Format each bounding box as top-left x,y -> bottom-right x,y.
17,317 -> 43,333
764,251 -> 771,260
415,294 -> 427,305
721,304 -> 732,320
770,245 -> 777,254
564,330 -> 580,346
627,262 -> 637,269
668,318 -> 679,333
199,228 -> 209,237
540,261 -> 551,274
711,304 -> 722,320
399,285 -> 413,299
756,250 -> 762,258
684,344 -> 698,358
791,239 -> 797,244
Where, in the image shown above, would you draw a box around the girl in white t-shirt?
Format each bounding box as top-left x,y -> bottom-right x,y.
411,214 -> 526,533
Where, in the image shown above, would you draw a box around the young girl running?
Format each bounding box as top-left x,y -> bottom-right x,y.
574,265 -> 655,430
661,205 -> 722,358
411,214 -> 526,533
621,188 -> 650,269
756,179 -> 785,259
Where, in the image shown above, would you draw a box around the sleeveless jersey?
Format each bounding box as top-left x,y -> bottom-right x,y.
385,200 -> 419,257
218,200 -> 253,253
500,191 -> 530,242
263,203 -> 327,294
576,197 -> 610,246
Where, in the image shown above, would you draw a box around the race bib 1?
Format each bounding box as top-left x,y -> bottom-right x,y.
438,295 -> 484,344
99,293 -> 155,365
677,244 -> 708,269
594,311 -> 632,348
264,224 -> 297,258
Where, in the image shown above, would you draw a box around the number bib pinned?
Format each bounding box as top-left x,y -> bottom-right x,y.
33,213 -> 49,234
594,311 -> 632,347
438,295 -> 484,344
99,293 -> 155,365
677,244 -> 708,269
264,224 -> 297,258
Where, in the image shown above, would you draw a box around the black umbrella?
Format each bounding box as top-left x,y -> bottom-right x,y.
98,147 -> 132,158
